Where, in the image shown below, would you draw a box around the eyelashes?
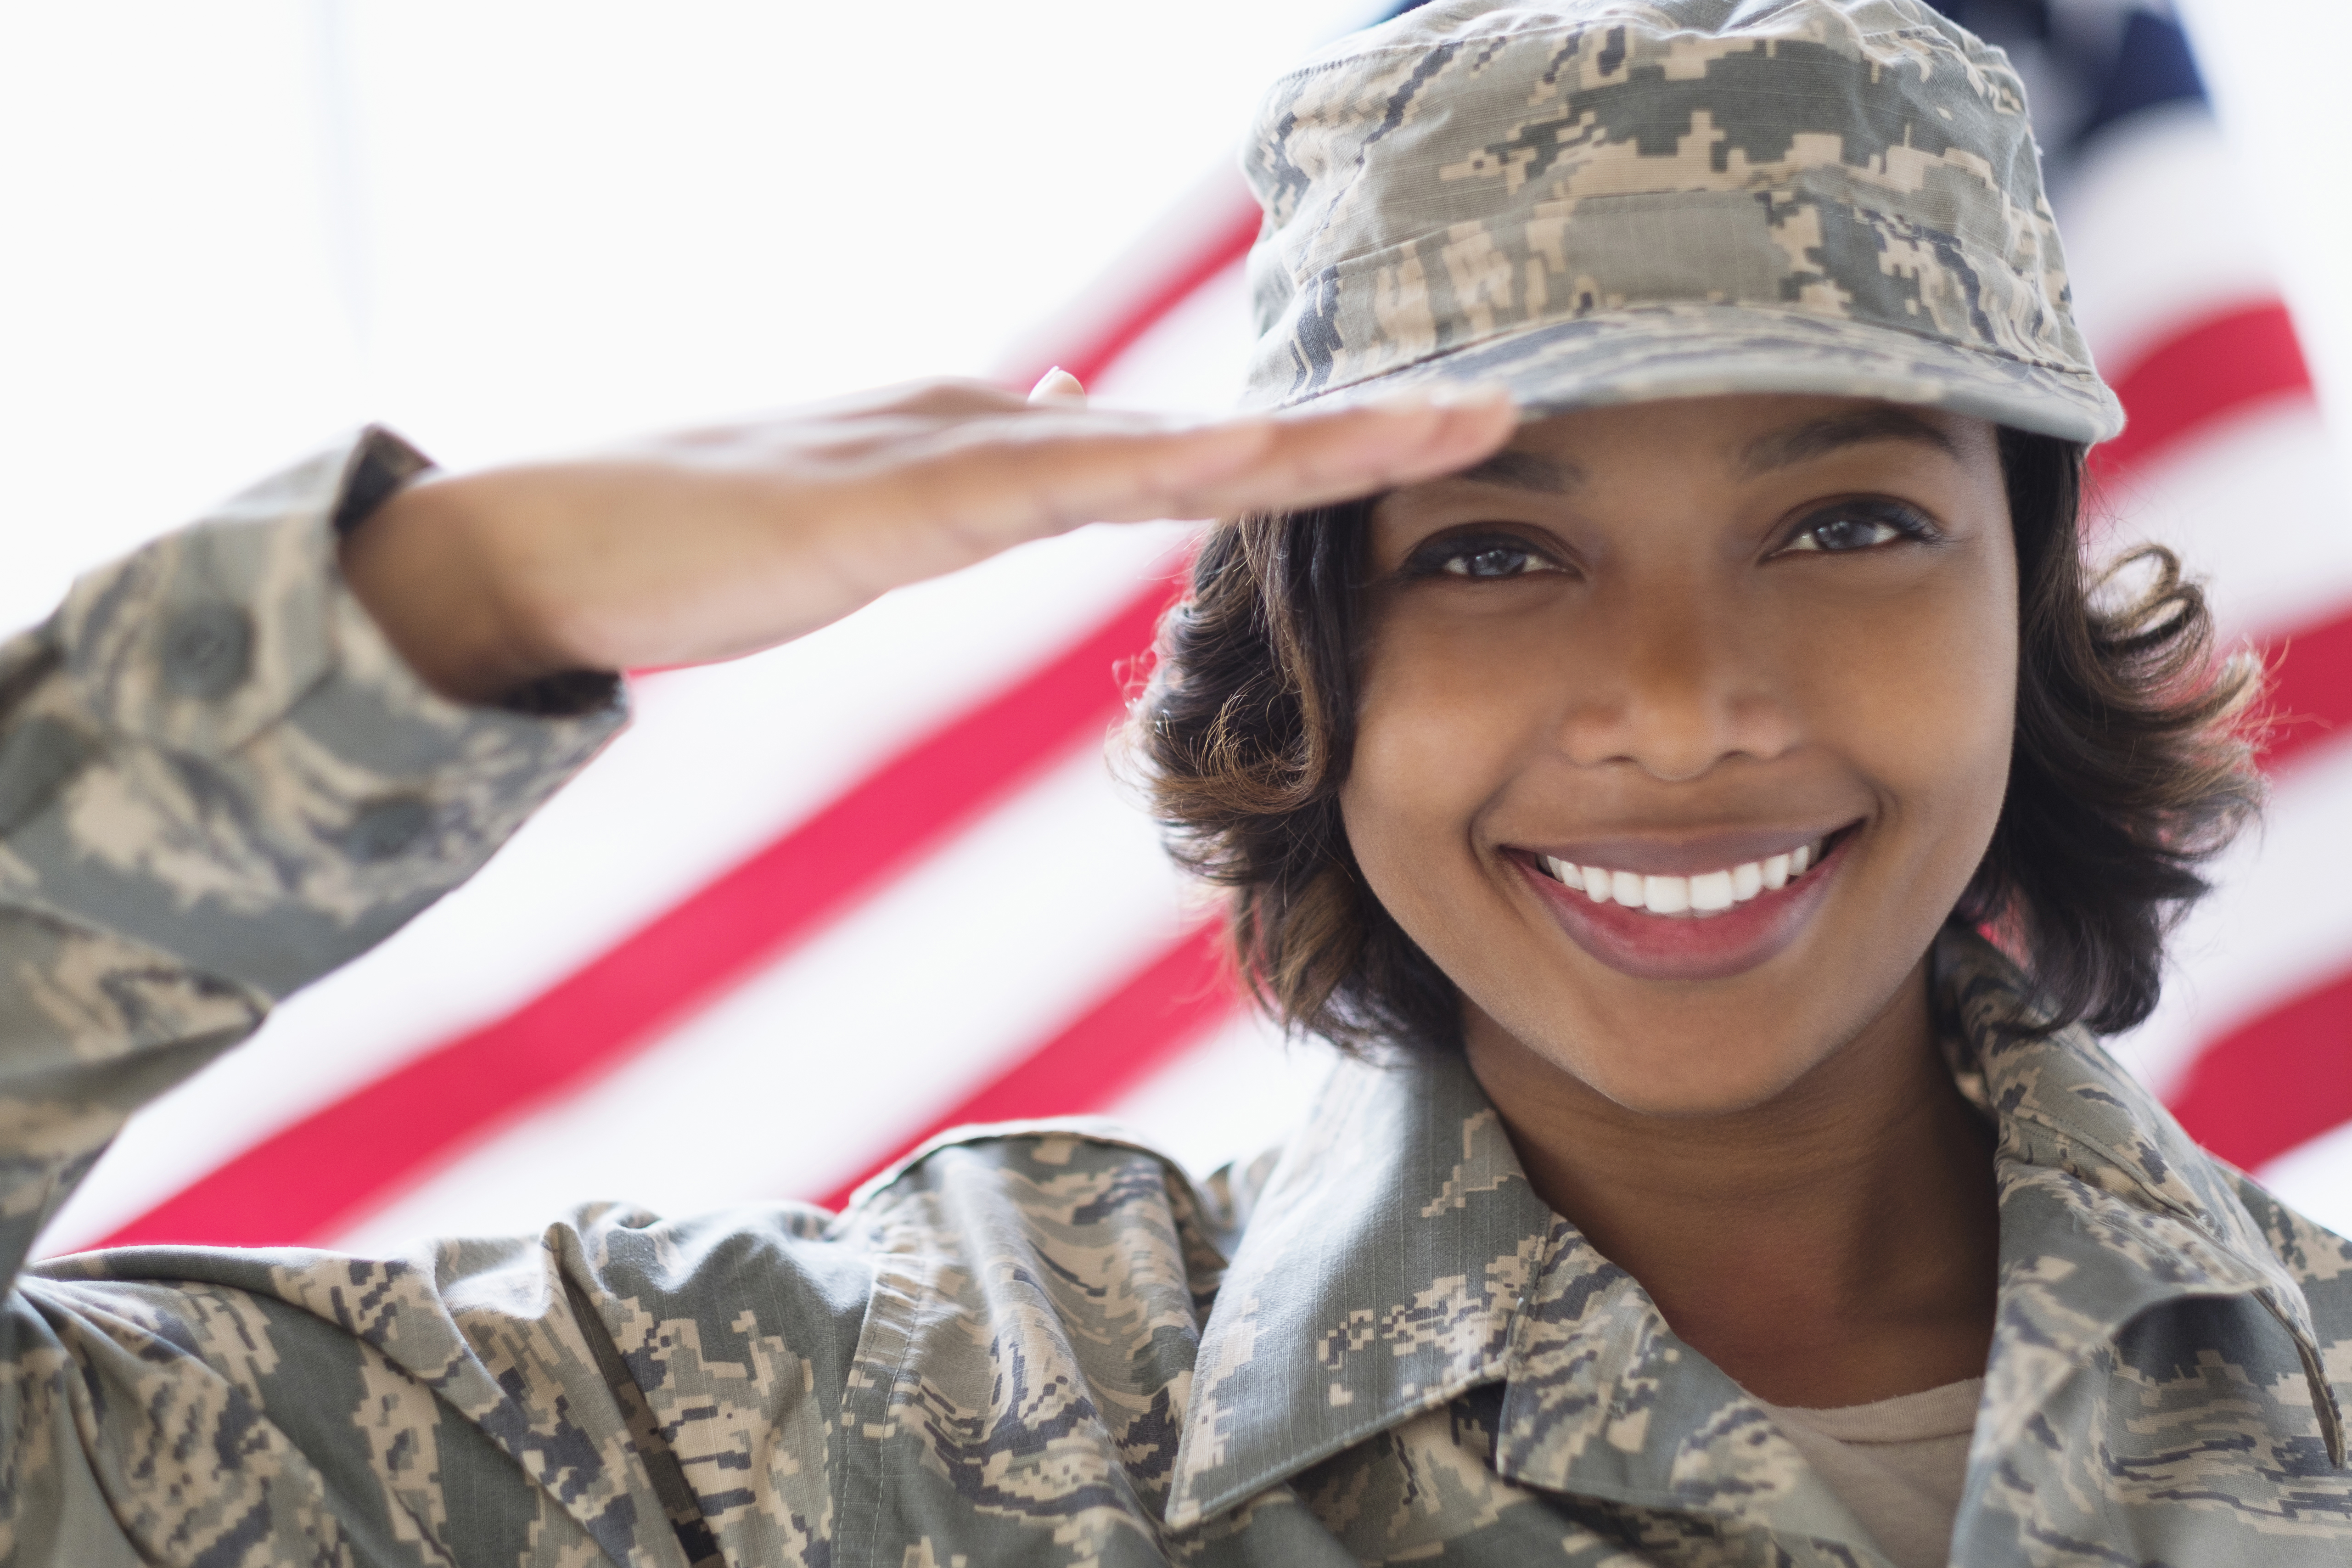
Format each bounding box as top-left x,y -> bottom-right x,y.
1771,498 -> 1944,556
1398,498 -> 1943,582
1401,531 -> 1566,581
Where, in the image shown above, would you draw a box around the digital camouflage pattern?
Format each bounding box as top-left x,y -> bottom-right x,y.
1239,0 -> 2129,445
0,434 -> 2349,1565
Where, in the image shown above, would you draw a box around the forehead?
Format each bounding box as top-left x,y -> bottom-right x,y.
1439,395 -> 1990,493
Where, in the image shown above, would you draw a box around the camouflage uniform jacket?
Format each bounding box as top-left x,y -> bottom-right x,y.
2,435 -> 2350,1568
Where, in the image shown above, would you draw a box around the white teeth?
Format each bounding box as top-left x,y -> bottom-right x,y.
1534,837 -> 1833,916
1689,870 -> 1735,912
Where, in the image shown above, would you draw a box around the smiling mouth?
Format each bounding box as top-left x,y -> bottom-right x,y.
1532,835 -> 1835,917
1514,826 -> 1858,981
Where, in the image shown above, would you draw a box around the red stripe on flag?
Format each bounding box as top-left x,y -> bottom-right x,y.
817,924 -> 1234,1212
2093,300 -> 2313,479
1016,201 -> 1263,391
2166,965 -> 2352,1172
2261,608 -> 2352,771
100,580 -> 1178,1249
2108,296 -> 2346,1165
2072,294 -> 2345,769
2156,601 -> 2352,1165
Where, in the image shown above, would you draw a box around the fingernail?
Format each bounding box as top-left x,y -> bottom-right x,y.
1029,367 -> 1088,403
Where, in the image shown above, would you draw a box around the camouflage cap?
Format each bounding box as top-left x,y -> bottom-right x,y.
1239,0 -> 2126,444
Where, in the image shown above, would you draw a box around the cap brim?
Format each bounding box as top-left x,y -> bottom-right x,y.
1261,304 -> 2125,446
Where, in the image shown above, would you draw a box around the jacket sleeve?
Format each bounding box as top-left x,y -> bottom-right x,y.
0,430 -> 630,1562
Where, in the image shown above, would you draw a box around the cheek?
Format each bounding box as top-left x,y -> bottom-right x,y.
1809,559 -> 2018,881
1339,618 -> 1535,889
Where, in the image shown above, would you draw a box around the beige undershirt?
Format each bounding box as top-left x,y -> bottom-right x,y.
1753,1378 -> 1982,1568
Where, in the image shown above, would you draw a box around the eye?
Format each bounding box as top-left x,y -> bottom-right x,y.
1447,545 -> 1543,578
1407,533 -> 1565,580
1773,499 -> 1942,556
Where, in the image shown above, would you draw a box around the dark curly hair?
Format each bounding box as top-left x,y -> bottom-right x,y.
1134,428 -> 2264,1054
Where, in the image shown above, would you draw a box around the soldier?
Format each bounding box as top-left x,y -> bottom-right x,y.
2,2 -> 2346,1566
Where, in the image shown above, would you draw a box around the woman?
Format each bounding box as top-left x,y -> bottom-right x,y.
0,2 -> 2343,1565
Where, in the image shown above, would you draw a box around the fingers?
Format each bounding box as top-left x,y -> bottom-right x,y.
1167,388 -> 1519,516
999,386 -> 1519,529
870,384 -> 1517,561
808,377 -> 1034,423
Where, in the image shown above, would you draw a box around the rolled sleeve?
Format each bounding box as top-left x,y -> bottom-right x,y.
0,426 -> 628,999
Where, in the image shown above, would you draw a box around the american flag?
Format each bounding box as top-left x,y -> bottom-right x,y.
32,0 -> 2352,1258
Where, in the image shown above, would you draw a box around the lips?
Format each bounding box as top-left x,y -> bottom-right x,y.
1512,827 -> 1856,982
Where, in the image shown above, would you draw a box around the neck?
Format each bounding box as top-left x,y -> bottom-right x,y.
1465,958 -> 2000,1408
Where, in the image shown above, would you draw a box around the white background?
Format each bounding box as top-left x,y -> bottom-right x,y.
0,0 -> 1374,628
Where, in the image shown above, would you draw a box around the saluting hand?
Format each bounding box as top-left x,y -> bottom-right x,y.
341,373 -> 1514,703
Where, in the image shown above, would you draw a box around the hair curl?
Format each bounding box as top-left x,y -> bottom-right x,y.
1134,429 -> 2263,1052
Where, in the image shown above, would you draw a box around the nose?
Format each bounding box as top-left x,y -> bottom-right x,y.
1554,583 -> 1798,781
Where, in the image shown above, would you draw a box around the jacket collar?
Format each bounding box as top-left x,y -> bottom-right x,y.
1165,927 -> 2347,1534
1936,932 -> 2348,1475
1165,1042 -> 1552,1530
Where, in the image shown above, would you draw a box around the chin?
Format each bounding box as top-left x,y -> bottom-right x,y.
1472,978 -> 1860,1121
1556,1040 -> 1828,1120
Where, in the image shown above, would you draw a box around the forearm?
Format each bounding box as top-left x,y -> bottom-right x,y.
335,465 -> 601,705
331,377 -> 1516,705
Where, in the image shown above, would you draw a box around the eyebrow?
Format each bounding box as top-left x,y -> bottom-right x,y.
1737,408 -> 1962,477
1447,448 -> 1584,494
